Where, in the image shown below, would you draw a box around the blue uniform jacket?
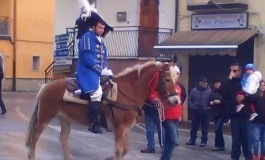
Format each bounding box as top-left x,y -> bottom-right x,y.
76,30 -> 107,94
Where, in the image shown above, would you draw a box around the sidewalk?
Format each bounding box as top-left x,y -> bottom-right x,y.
137,114 -> 231,135
179,121 -> 231,135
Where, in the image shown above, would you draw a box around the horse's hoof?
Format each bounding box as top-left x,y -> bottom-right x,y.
28,155 -> 35,160
105,156 -> 114,160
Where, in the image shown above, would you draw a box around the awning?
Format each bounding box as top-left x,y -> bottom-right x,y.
154,29 -> 258,56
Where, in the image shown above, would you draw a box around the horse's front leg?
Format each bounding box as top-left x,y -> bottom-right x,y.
122,127 -> 130,157
106,125 -> 126,160
58,115 -> 73,160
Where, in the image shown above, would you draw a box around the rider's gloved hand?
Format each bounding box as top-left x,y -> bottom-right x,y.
93,64 -> 103,76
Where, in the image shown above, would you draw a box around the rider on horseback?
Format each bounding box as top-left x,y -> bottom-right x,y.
75,5 -> 113,134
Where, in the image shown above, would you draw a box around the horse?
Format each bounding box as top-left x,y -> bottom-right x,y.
25,61 -> 180,160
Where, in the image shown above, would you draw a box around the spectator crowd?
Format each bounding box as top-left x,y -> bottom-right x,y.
140,62 -> 265,160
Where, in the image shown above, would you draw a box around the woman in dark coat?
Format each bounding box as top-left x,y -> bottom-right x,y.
209,78 -> 228,151
0,63 -> 6,114
249,80 -> 265,160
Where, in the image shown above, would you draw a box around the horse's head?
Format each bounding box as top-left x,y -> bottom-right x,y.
114,61 -> 180,108
154,62 -> 180,106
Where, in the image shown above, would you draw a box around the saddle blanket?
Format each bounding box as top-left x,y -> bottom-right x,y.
63,79 -> 118,105
63,90 -> 88,105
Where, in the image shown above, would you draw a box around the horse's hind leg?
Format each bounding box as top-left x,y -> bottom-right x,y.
27,107 -> 58,160
58,115 -> 73,160
27,120 -> 49,160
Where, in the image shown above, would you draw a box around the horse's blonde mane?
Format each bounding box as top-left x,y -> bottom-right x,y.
116,61 -> 158,77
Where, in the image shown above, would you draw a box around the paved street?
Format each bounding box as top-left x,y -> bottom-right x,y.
0,92 -> 241,160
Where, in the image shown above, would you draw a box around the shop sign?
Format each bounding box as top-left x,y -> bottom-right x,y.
191,12 -> 248,30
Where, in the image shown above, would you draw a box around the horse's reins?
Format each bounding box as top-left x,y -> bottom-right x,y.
107,66 -> 165,111
102,78 -> 142,121
117,86 -> 143,106
108,66 -> 163,110
106,85 -> 141,120
107,99 -> 140,112
105,67 -> 171,120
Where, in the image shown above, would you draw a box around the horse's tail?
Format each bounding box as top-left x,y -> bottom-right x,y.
25,84 -> 45,148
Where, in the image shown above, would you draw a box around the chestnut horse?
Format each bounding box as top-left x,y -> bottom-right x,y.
25,61 -> 179,160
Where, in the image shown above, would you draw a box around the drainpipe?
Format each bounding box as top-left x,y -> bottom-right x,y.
173,0 -> 179,63
12,0 -> 17,91
174,0 -> 179,32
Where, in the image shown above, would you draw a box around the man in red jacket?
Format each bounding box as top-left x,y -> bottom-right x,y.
149,65 -> 182,160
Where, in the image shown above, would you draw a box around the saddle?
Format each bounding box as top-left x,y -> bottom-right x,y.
63,76 -> 117,105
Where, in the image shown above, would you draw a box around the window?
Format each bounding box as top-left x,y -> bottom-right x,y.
0,17 -> 9,36
32,56 -> 40,71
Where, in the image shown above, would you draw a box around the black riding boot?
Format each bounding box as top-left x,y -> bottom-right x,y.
0,100 -> 6,114
88,101 -> 103,134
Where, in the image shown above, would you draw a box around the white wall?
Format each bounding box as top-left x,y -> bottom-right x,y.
159,0 -> 176,30
179,1 -> 193,31
55,0 -> 176,34
97,0 -> 141,27
248,0 -> 265,76
55,0 -> 80,35
99,0 -> 176,29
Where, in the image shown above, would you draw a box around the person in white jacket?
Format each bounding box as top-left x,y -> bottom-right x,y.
236,63 -> 262,121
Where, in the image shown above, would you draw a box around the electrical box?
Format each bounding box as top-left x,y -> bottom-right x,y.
117,12 -> 127,22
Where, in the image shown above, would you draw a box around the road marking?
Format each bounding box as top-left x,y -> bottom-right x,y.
16,105 -> 227,148
14,106 -> 144,142
15,106 -> 29,122
134,123 -> 146,131
15,106 -> 113,139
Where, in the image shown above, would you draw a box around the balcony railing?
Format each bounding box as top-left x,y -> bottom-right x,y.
66,26 -> 173,58
187,0 -> 249,13
105,26 -> 173,58
187,0 -> 248,6
45,26 -> 173,82
0,17 -> 9,36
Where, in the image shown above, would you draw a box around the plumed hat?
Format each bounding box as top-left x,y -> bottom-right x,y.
76,0 -> 113,39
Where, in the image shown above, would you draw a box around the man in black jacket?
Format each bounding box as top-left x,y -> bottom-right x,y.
0,63 -> 6,114
221,62 -> 252,160
186,76 -> 211,147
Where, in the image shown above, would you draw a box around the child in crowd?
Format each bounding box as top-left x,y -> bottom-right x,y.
236,63 -> 262,121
